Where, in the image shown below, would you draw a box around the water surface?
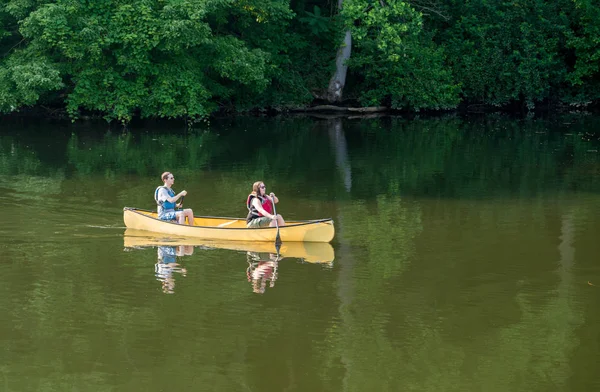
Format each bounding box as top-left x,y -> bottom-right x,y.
1,115 -> 600,391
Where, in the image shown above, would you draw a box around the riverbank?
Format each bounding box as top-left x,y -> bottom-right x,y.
4,100 -> 599,125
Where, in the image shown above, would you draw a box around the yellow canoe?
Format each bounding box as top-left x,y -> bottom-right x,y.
123,207 -> 335,243
123,229 -> 335,263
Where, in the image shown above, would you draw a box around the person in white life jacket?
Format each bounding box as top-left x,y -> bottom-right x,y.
155,171 -> 195,225
246,181 -> 285,228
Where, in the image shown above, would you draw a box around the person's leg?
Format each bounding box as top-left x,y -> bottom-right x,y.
184,208 -> 195,225
175,211 -> 186,224
269,214 -> 285,227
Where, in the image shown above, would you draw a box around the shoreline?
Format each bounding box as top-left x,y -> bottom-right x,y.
1,102 -> 598,125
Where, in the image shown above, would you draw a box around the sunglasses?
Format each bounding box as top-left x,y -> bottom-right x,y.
259,185 -> 266,189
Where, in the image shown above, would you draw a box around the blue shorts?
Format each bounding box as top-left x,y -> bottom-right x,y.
159,211 -> 177,221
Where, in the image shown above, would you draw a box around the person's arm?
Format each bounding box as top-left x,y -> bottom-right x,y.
169,190 -> 186,203
252,198 -> 276,219
158,188 -> 187,204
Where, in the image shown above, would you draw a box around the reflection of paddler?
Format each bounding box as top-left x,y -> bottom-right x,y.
246,252 -> 279,294
124,230 -> 335,264
157,246 -> 177,263
157,245 -> 193,262
155,245 -> 192,294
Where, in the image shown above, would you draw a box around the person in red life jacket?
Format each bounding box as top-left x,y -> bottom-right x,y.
246,181 -> 285,228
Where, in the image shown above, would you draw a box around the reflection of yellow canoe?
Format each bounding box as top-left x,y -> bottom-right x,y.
124,229 -> 335,263
123,207 -> 335,243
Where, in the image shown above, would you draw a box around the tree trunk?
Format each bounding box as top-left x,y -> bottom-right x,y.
327,0 -> 352,103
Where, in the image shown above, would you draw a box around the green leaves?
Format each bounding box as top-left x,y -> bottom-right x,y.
565,0 -> 600,101
2,0 -> 600,118
441,0 -> 570,107
0,55 -> 63,112
1,0 -> 283,121
342,0 -> 459,110
300,6 -> 330,36
210,36 -> 269,88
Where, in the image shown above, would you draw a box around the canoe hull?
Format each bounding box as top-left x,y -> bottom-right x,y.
123,208 -> 335,243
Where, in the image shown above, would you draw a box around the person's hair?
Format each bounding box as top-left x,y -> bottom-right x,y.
161,172 -> 172,182
251,181 -> 265,195
247,181 -> 265,210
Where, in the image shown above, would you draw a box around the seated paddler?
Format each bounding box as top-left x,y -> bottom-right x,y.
246,181 -> 285,228
155,172 -> 195,226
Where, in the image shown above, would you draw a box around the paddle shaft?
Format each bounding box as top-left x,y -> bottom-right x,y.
272,197 -> 281,245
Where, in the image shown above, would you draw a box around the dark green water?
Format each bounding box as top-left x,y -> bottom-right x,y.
1,115 -> 600,391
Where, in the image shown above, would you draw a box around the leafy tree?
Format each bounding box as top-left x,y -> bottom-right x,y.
3,0 -> 600,117
3,0 -> 275,121
341,0 -> 459,109
440,0 -> 570,108
565,0 -> 600,103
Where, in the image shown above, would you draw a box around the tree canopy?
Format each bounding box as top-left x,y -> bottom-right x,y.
1,0 -> 599,121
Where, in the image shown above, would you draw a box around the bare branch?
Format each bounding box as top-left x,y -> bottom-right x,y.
3,38 -> 26,57
409,0 -> 450,21
413,4 -> 449,20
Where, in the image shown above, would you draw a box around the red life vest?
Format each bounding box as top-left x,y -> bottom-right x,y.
246,194 -> 273,218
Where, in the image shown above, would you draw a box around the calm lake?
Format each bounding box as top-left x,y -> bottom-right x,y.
1,114 -> 600,392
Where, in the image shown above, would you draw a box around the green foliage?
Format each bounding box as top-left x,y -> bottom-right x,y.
3,0 -> 600,117
14,0 -> 276,121
440,0 -> 570,108
213,0 -> 336,108
0,0 -> 340,118
0,54 -> 63,112
564,0 -> 600,103
342,0 -> 460,110
300,5 -> 330,35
